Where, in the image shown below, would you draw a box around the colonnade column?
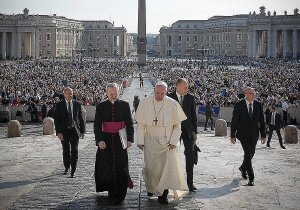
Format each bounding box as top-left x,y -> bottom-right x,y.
283,30 -> 287,58
1,32 -> 7,59
31,32 -> 36,58
293,29 -> 298,58
252,30 -> 257,58
17,31 -> 22,58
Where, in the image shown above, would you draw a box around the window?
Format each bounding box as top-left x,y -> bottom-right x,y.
178,36 -> 182,42
46,33 -> 51,41
237,33 -> 242,41
194,36 -> 198,42
186,36 -> 190,42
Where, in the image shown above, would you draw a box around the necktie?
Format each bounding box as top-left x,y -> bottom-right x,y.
249,103 -> 252,119
180,95 -> 184,106
68,102 -> 73,127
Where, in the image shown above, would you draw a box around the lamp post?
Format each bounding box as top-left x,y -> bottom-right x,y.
77,48 -> 86,69
198,45 -> 208,69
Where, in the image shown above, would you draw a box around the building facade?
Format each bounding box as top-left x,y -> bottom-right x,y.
0,8 -> 127,59
81,21 -> 127,58
160,7 -> 300,59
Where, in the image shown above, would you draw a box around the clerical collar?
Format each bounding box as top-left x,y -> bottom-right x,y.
109,99 -> 118,104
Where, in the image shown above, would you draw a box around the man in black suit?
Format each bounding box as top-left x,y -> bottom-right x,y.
266,106 -> 286,149
54,87 -> 86,178
168,78 -> 198,191
230,87 -> 266,186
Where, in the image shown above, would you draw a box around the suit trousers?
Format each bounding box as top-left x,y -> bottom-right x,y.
267,125 -> 283,146
61,127 -> 79,173
240,137 -> 258,182
181,130 -> 196,187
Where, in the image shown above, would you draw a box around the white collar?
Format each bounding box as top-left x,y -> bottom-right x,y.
176,92 -> 184,100
65,99 -> 73,104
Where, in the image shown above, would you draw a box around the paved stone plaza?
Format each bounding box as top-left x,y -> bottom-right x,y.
0,77 -> 299,210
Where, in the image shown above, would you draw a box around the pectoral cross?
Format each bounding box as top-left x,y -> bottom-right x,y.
153,118 -> 158,125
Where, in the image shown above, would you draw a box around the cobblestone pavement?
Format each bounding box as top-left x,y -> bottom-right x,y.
0,76 -> 299,209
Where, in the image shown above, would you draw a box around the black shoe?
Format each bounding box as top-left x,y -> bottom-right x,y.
63,168 -> 69,175
147,192 -> 154,197
247,181 -> 254,186
158,196 -> 168,205
204,128 -> 208,131
211,128 -> 214,130
188,185 -> 197,192
281,145 -> 286,149
266,144 -> 270,147
70,172 -> 75,178
239,167 -> 247,180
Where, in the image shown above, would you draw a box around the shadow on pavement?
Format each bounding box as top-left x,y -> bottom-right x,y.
0,174 -> 57,190
195,178 -> 240,199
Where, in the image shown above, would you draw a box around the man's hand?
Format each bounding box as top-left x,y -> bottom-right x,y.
127,141 -> 132,148
137,145 -> 144,150
168,144 -> 176,149
230,137 -> 236,144
261,138 -> 266,144
57,133 -> 64,141
80,133 -> 85,139
98,141 -> 106,150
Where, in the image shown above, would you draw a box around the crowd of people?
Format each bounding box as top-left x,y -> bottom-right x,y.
147,58 -> 300,108
0,58 -> 136,108
1,57 -> 299,111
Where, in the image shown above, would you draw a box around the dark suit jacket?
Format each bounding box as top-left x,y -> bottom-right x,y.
168,92 -> 197,134
266,111 -> 283,129
54,100 -> 86,137
231,99 -> 266,140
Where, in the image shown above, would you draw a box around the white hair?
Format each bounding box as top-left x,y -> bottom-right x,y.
106,83 -> 119,91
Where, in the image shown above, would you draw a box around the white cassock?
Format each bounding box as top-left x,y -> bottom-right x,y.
136,95 -> 189,200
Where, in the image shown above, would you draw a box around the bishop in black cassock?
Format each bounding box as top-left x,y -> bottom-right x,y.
94,84 -> 134,205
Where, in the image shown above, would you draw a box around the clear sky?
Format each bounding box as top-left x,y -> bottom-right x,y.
0,0 -> 299,34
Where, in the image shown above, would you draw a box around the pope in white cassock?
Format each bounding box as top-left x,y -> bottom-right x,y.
136,81 -> 189,205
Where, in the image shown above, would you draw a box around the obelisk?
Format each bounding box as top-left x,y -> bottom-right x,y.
137,0 -> 146,66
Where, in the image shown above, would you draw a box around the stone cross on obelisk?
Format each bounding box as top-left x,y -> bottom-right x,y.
137,0 -> 146,67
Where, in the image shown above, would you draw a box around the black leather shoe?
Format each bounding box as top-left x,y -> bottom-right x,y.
211,128 -> 214,130
281,145 -> 286,149
63,168 -> 69,175
70,173 -> 75,178
247,181 -> 254,186
147,192 -> 154,197
158,196 -> 168,205
266,144 -> 270,147
188,185 -> 197,192
239,167 -> 247,180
